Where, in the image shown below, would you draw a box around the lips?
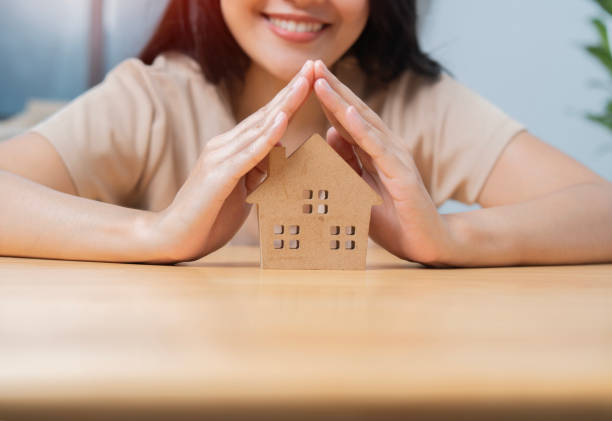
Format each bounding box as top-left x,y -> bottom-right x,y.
268,17 -> 324,33
262,13 -> 330,43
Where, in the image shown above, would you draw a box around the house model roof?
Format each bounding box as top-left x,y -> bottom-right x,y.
246,133 -> 382,206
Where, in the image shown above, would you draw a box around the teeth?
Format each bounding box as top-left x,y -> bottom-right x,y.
269,17 -> 324,33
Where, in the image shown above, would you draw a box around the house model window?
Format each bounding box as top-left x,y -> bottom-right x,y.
246,134 -> 382,270
272,224 -> 301,250
303,189 -> 328,214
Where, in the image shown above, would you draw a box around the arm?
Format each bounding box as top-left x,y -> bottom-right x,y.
444,132 -> 612,266
313,60 -> 612,267
0,132 -> 161,262
0,61 -> 314,263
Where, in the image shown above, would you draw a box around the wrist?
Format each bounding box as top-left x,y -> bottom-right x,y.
440,213 -> 475,267
130,208 -> 191,264
398,214 -> 470,268
407,214 -> 471,268
440,210 -> 520,267
436,211 -> 498,267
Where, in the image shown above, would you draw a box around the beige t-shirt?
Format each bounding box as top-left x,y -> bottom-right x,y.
33,52 -> 524,239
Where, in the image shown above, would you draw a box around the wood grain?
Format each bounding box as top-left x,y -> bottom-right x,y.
1,246 -> 611,419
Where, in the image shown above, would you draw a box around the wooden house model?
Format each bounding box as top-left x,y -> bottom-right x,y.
246,134 -> 382,270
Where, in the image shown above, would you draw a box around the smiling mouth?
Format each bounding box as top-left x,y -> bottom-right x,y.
262,13 -> 330,34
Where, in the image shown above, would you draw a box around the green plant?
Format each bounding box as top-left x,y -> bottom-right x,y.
586,0 -> 612,132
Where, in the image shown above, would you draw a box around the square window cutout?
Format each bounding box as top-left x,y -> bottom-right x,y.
289,239 -> 299,249
345,226 -> 355,235
273,239 -> 284,249
330,226 -> 340,235
318,190 -> 328,200
303,190 -> 313,199
289,225 -> 299,235
330,240 -> 340,250
303,204 -> 313,214
274,225 -> 284,235
345,240 -> 355,250
317,204 -> 328,214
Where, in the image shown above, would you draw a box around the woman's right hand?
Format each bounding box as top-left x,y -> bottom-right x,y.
150,61 -> 314,263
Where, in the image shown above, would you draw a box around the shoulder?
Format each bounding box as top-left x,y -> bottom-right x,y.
105,52 -> 215,96
384,70 -> 519,114
102,52 -> 233,132
379,72 -> 467,113
377,71 -> 515,134
109,52 -> 203,79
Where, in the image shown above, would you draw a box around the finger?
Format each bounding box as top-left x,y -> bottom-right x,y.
235,60 -> 314,135
314,60 -> 381,125
233,73 -> 308,139
245,165 -> 267,194
271,75 -> 311,120
354,144 -> 377,175
223,74 -> 307,159
345,105 -> 401,178
316,79 -> 389,162
326,127 -> 361,175
320,98 -> 354,144
351,107 -> 422,189
315,67 -> 409,167
244,150 -> 271,194
210,60 -> 312,157
213,105 -> 287,164
255,154 -> 269,175
314,77 -> 354,140
267,59 -> 315,112
218,62 -> 310,160
225,60 -> 311,158
229,112 -> 289,181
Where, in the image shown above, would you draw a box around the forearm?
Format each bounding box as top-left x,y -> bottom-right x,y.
0,170 -> 165,263
442,182 -> 612,267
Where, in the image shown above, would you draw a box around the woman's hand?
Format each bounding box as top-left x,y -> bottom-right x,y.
151,61 -> 315,262
313,61 -> 454,266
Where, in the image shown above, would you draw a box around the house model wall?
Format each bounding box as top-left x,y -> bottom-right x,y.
246,134 -> 382,270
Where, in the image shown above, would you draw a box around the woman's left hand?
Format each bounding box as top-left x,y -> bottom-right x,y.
313,61 -> 455,266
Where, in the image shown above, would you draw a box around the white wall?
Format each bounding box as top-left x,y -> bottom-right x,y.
418,0 -> 611,211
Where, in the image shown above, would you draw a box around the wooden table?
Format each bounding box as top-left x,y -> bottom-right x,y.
1,246 -> 611,420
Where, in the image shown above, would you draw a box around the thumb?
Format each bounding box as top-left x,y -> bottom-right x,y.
326,127 -> 362,175
245,156 -> 268,194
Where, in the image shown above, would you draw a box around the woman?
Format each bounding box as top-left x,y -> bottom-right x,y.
0,0 -> 610,266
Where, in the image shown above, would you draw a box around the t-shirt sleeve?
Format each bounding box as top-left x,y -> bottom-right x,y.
381,73 -> 525,206
31,58 -> 161,206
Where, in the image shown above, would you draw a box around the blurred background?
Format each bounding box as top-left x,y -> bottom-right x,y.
0,0 -> 610,211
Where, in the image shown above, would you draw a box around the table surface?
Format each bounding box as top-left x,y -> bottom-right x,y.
1,246 -> 612,419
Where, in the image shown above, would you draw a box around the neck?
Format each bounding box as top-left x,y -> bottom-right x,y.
232,62 -> 328,155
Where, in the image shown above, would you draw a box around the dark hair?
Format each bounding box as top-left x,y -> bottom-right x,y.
141,0 -> 441,85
